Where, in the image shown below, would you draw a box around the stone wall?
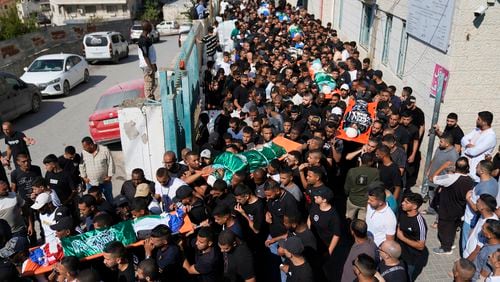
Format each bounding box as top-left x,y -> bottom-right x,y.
0,19 -> 133,77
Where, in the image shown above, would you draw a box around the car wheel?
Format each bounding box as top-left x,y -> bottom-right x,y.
83,69 -> 90,83
62,80 -> 70,97
31,95 -> 41,113
113,52 -> 120,63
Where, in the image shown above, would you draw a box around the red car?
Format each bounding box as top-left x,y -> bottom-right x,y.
88,79 -> 144,144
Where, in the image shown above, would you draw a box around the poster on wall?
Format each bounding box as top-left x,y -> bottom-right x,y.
407,0 -> 455,53
429,64 -> 449,102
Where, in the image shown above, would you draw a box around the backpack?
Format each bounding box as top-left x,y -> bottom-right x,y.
190,4 -> 199,20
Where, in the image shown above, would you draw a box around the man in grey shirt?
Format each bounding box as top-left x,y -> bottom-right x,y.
427,134 -> 460,183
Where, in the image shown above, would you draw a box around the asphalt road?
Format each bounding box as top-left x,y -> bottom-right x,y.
1,34 -> 181,196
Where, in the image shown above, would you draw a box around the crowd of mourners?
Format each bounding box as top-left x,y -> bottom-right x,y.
1,0 -> 499,281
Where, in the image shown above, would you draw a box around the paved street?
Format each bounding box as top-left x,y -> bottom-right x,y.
1,34 -> 181,192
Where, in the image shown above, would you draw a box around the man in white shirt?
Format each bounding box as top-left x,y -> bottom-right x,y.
464,194 -> 498,259
31,192 -> 70,244
366,185 -> 397,246
154,167 -> 187,212
462,111 -> 497,182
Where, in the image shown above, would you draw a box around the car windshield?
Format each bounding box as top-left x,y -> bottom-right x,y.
85,36 -> 108,47
131,25 -> 142,31
28,59 -> 64,72
95,90 -> 141,110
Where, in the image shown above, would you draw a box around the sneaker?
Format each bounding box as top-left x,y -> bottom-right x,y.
433,247 -> 453,255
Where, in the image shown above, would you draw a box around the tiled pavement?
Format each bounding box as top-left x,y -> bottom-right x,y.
417,202 -> 460,281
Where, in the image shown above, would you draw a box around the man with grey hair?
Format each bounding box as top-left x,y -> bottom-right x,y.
378,240 -> 409,281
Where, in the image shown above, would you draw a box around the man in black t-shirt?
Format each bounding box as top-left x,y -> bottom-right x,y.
2,122 -> 33,168
102,241 -> 136,282
218,230 -> 256,282
11,153 -> 42,203
403,96 -> 425,141
378,240 -> 409,282
401,112 -> 422,189
182,227 -> 222,282
233,74 -> 250,111
433,112 -> 465,153
58,145 -> 82,190
43,154 -> 75,205
376,145 -> 402,200
278,236 -> 314,282
398,193 -> 428,281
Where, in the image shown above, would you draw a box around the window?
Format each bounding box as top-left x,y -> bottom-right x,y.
359,3 -> 374,48
71,56 -> 81,65
65,5 -> 75,14
397,21 -> 408,78
5,77 -> 20,90
85,5 -> 96,15
122,4 -> 127,13
85,35 -> 108,46
381,14 -> 392,65
111,35 -> 119,44
106,5 -> 116,14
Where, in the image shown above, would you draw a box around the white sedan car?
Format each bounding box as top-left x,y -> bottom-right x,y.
21,54 -> 90,97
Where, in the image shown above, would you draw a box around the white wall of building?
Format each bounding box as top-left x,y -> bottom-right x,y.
325,0 -> 500,147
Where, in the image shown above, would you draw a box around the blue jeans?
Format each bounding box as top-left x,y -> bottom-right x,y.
461,221 -> 471,256
87,182 -> 113,203
267,235 -> 286,282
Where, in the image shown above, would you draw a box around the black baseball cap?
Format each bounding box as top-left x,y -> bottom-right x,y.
311,187 -> 334,202
278,236 -> 304,255
50,217 -> 74,231
114,195 -> 129,207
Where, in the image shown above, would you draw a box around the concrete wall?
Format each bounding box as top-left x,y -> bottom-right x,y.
0,19 -> 132,76
327,0 -> 500,147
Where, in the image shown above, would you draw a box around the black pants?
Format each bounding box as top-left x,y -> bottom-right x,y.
438,218 -> 459,251
406,152 -> 421,188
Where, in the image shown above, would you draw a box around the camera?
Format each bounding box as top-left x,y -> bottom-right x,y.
474,5 -> 487,17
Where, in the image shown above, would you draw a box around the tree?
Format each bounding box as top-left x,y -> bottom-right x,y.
0,6 -> 37,40
140,0 -> 160,23
181,0 -> 197,20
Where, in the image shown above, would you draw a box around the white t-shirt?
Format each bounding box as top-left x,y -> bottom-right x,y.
366,204 -> 397,246
40,210 -> 57,244
154,177 -> 187,211
138,41 -> 157,69
464,214 -> 498,258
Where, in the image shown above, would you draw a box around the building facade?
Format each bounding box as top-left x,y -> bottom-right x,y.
307,0 -> 500,147
0,0 -> 16,17
49,0 -> 140,26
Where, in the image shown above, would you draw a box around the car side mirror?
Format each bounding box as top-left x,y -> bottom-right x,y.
13,84 -> 20,90
66,65 -> 71,71
23,67 -> 28,72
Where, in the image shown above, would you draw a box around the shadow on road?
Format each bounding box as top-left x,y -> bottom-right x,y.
11,100 -> 66,133
89,55 -> 139,66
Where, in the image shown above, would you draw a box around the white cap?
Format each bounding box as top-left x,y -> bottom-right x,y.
200,149 -> 211,159
31,193 -> 52,210
340,84 -> 349,90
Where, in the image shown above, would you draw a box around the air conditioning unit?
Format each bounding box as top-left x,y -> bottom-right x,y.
77,8 -> 84,14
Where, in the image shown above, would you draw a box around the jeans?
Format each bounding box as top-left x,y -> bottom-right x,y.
267,235 -> 286,282
461,221 -> 471,256
87,182 -> 113,203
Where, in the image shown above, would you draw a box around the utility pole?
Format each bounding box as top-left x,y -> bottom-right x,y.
421,72 -> 445,197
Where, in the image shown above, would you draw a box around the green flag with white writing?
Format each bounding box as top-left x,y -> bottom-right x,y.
60,220 -> 137,258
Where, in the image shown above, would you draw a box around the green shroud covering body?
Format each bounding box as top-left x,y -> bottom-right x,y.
60,221 -> 136,258
213,142 -> 287,182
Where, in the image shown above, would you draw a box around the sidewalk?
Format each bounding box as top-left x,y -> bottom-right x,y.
417,204 -> 460,281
